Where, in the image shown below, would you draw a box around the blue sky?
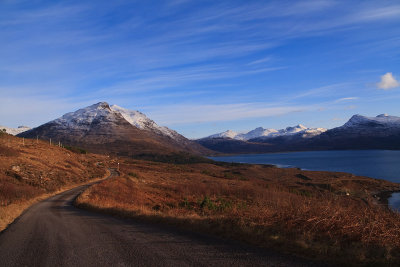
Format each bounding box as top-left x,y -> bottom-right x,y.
1,0 -> 400,139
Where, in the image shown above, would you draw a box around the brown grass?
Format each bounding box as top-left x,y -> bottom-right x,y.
76,159 -> 400,265
0,134 -> 109,231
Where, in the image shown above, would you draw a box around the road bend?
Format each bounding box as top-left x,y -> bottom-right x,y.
0,169 -> 319,267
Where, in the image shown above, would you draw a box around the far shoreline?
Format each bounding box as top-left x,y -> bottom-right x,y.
210,150 -> 400,210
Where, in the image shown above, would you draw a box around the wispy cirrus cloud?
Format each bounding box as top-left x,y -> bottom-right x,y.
335,97 -> 359,102
147,102 -> 309,125
1,0 -> 400,136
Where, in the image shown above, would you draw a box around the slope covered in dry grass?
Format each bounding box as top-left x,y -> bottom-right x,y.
76,158 -> 400,265
0,133 -> 108,231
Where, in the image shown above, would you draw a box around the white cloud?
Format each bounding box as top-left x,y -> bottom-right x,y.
287,83 -> 353,100
335,97 -> 359,102
377,72 -> 400,90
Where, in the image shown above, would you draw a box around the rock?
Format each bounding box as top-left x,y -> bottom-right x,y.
11,165 -> 21,172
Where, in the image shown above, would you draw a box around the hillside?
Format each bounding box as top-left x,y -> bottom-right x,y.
76,157 -> 400,265
18,102 -> 210,157
0,132 -> 108,231
305,114 -> 400,150
4,128 -> 400,264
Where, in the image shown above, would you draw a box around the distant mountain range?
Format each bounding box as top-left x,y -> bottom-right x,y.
205,124 -> 327,141
197,114 -> 400,154
18,102 -> 209,156
0,125 -> 31,135
7,104 -> 400,156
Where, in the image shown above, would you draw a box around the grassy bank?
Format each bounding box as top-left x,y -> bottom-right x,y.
75,158 -> 400,265
0,134 -> 108,231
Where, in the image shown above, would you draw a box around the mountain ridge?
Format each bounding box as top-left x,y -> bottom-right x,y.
0,125 -> 31,135
18,102 -> 210,156
197,114 -> 400,154
202,124 -> 327,141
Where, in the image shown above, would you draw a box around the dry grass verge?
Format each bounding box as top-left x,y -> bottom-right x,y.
0,134 -> 109,231
0,169 -> 110,231
76,158 -> 400,265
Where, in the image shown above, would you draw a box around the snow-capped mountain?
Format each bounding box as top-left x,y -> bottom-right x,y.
261,124 -> 327,139
197,114 -> 400,154
18,102 -> 209,155
48,102 -> 182,140
242,127 -> 278,140
207,130 -> 240,140
342,114 -> 400,129
203,125 -> 327,141
110,105 -> 179,140
316,114 -> 400,140
305,114 -> 400,150
50,102 -> 122,131
0,125 -> 31,135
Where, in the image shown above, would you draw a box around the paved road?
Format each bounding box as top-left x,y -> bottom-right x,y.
0,170 -> 319,267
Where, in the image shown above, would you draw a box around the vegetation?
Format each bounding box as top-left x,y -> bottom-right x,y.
64,145 -> 87,154
132,152 -> 213,164
128,172 -> 139,178
75,158 -> 400,265
3,133 -> 400,264
0,134 -> 107,231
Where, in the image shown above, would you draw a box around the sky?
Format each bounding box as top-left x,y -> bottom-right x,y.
0,0 -> 400,139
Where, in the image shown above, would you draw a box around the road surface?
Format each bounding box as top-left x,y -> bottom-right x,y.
0,170 -> 319,266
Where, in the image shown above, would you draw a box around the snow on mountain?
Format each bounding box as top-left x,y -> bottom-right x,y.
239,127 -> 278,140
110,105 -> 178,139
204,125 -> 326,141
0,125 -> 31,135
51,102 -> 120,130
300,127 -> 328,138
46,102 -> 182,141
207,130 -> 240,139
253,125 -> 327,140
343,114 -> 400,128
282,124 -> 307,134
17,102 -> 209,155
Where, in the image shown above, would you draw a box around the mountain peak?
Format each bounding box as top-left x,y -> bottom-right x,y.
17,102 -> 209,155
204,124 -> 326,141
344,113 -> 400,128
350,114 -> 365,119
377,113 -> 389,118
285,124 -> 307,132
221,130 -> 238,138
345,114 -> 367,125
92,102 -> 111,110
0,125 -> 31,135
206,129 -> 238,139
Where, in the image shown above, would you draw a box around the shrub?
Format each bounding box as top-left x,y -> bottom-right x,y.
64,145 -> 87,154
128,172 -> 139,178
132,153 -> 213,164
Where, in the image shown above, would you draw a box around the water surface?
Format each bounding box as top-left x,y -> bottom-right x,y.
211,150 -> 400,209
211,150 -> 400,182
